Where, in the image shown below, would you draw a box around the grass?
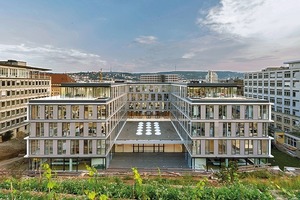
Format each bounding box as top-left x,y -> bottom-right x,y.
269,146 -> 300,170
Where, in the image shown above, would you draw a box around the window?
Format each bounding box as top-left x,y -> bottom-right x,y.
84,140 -> 93,154
97,105 -> 106,119
97,140 -> 106,155
206,105 -> 214,119
245,140 -> 253,155
205,140 -> 214,154
49,123 -> 57,137
236,123 -> 244,136
30,140 -> 40,155
231,140 -> 240,155
84,105 -> 93,119
219,105 -> 227,119
57,140 -> 66,155
36,123 -> 44,137
44,140 -> 53,155
71,105 -> 80,119
70,140 -> 79,154
218,140 -> 227,154
58,105 -> 67,119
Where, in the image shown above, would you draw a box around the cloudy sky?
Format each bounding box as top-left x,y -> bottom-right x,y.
0,0 -> 300,73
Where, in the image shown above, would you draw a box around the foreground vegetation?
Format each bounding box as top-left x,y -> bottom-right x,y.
0,163 -> 299,199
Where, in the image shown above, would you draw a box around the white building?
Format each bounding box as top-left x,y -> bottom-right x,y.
205,71 -> 218,83
25,82 -> 273,171
0,60 -> 51,138
244,60 -> 300,133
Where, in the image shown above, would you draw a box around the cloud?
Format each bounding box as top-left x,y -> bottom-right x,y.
134,36 -> 158,44
182,52 -> 195,59
0,43 -> 107,72
197,0 -> 300,40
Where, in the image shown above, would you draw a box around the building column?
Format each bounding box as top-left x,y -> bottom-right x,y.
69,158 -> 73,171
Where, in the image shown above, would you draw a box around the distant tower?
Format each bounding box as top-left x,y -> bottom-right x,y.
99,69 -> 103,82
206,70 -> 218,83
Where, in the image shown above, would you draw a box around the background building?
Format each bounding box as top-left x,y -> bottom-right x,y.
205,71 -> 218,83
140,74 -> 179,82
47,73 -> 76,96
244,60 -> 300,158
244,60 -> 300,133
0,60 -> 51,138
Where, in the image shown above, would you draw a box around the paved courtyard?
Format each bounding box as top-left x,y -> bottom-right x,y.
109,153 -> 188,169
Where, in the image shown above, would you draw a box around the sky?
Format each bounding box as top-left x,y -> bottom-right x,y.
0,0 -> 300,73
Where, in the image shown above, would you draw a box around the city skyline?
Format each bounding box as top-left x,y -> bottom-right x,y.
0,0 -> 300,73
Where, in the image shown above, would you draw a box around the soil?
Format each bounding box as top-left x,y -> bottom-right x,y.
0,138 -> 27,170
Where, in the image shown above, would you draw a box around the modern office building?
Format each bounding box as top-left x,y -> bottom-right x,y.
0,60 -> 51,139
140,74 -> 179,82
25,81 -> 273,171
244,60 -> 300,133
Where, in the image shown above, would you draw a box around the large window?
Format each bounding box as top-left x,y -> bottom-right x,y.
192,105 -> 201,119
84,105 -> 93,119
206,105 -> 214,119
88,122 -> 97,136
97,140 -> 106,155
231,140 -> 240,155
36,122 -> 44,137
245,140 -> 253,155
45,105 -> 53,119
236,123 -> 244,136
58,105 -> 67,119
49,122 -> 57,137
71,105 -> 80,119
222,123 -> 231,137
205,140 -> 214,154
70,140 -> 79,154
62,122 -> 70,136
31,105 -> 40,119
191,122 -> 205,136
219,105 -> 227,119
30,140 -> 40,155
192,140 -> 201,155
44,140 -> 53,155
218,140 -> 227,154
84,140 -> 93,154
245,105 -> 253,119
97,105 -> 106,119
57,140 -> 66,155
232,105 -> 240,119
75,122 -> 84,136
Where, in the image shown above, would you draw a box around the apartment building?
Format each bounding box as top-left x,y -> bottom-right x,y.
244,60 -> 300,133
25,81 -> 273,171
0,60 -> 51,138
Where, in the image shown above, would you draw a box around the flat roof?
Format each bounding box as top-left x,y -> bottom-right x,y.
116,121 -> 183,144
187,97 -> 271,104
61,82 -> 126,87
29,96 -> 109,104
0,62 -> 51,71
283,60 -> 300,64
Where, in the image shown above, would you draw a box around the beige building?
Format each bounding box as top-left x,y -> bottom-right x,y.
0,60 -> 51,138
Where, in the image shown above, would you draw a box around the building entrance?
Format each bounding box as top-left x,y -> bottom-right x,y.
133,144 -> 164,152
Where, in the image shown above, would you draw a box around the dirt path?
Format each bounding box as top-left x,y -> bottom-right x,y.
0,138 -> 26,170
